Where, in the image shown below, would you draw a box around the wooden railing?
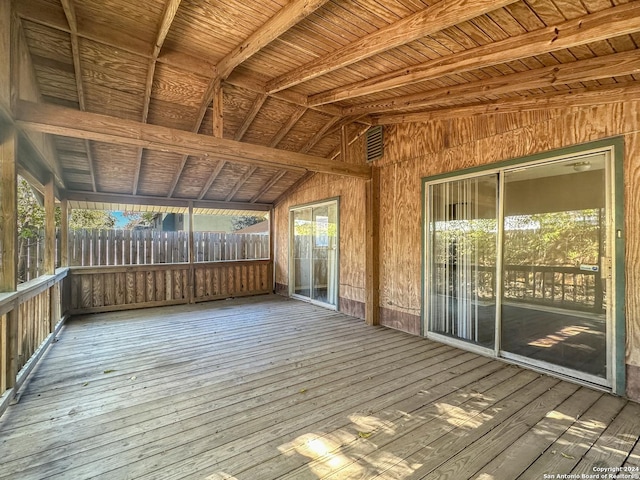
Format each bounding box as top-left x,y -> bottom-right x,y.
68,260 -> 273,314
434,263 -> 603,313
0,269 -> 69,415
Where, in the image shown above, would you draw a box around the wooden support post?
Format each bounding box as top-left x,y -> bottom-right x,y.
188,202 -> 195,303
212,81 -> 223,139
60,199 -> 68,267
44,174 -> 56,275
0,127 -> 17,292
365,166 -> 380,326
269,208 -> 275,292
1,126 -> 18,389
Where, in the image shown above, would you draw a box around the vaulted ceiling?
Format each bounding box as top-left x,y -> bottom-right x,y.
12,0 -> 640,210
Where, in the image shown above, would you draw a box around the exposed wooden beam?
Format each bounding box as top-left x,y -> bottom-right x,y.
216,0 -> 330,80
225,166 -> 257,201
235,94 -> 267,141
266,0 -> 517,94
15,102 -> 372,178
64,190 -> 272,211
340,125 -> 350,164
226,72 -> 344,118
269,105 -> 307,148
347,50 -> 640,116
0,0 -> 12,114
374,83 -> 640,124
250,170 -> 286,203
198,159 -> 226,200
212,80 -> 224,138
309,1 -> 640,106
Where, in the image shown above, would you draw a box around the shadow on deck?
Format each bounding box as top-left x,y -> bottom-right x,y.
0,295 -> 639,479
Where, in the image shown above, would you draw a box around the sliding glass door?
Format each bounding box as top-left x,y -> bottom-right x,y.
500,154 -> 609,381
290,200 -> 338,308
425,146 -> 618,388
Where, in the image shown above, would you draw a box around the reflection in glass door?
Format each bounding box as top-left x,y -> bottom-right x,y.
290,200 -> 338,307
501,154 -> 609,381
427,175 -> 498,349
425,148 -> 616,388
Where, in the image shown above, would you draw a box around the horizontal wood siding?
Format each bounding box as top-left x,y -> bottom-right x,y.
68,260 -> 273,314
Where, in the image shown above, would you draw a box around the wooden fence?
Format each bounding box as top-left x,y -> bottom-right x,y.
18,229 -> 269,282
68,260 -> 273,314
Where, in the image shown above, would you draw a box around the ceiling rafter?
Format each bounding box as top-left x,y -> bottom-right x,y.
373,82 -> 640,125
265,0 -> 518,94
198,159 -> 226,200
250,170 -> 286,203
235,93 -> 267,141
133,0 -> 182,196
14,2 -> 343,117
225,165 -> 258,202
310,1 -> 640,106
60,0 -> 96,193
345,49 -> 640,116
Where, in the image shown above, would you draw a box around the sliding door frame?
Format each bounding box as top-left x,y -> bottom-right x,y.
289,197 -> 340,310
421,138 -> 626,393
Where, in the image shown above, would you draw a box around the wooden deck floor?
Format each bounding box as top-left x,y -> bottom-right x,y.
1,295 -> 639,480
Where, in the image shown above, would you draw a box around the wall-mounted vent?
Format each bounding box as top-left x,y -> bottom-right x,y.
365,126 -> 384,163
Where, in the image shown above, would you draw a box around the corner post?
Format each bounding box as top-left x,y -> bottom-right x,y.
188,201 -> 195,303
365,166 -> 380,326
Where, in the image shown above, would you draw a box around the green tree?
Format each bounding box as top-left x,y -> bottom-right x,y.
122,211 -> 156,229
231,215 -> 264,231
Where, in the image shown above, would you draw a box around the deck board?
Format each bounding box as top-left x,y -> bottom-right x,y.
0,295 -> 636,480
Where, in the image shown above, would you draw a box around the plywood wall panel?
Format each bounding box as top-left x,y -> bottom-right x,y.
624,131 -> 640,367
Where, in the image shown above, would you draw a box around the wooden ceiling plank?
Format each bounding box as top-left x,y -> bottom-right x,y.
273,171 -> 315,206
299,115 -> 341,154
235,93 -> 267,141
216,0 -> 330,80
374,82 -> 640,124
250,170 -> 286,203
15,101 -> 371,178
191,0 -> 329,145
309,2 -> 640,106
198,159 -> 226,200
225,165 -> 257,201
266,0 -> 519,93
345,49 -> 640,115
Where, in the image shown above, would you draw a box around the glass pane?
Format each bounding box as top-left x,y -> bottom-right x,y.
501,154 -> 607,378
293,208 -> 312,297
311,203 -> 338,306
428,174 -> 498,348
